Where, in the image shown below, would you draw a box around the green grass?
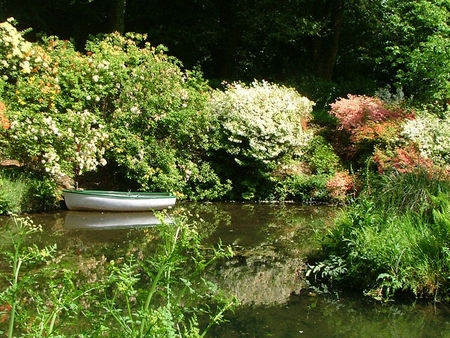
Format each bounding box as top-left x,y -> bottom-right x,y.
0,169 -> 30,214
0,168 -> 60,214
311,169 -> 449,302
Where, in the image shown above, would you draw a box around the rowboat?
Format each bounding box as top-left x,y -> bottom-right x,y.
63,190 -> 176,211
64,211 -> 172,230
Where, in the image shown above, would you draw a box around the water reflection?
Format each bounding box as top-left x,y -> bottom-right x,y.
63,211 -> 171,230
1,203 -> 447,337
210,294 -> 450,337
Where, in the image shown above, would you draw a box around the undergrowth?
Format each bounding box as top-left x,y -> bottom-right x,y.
308,168 -> 449,302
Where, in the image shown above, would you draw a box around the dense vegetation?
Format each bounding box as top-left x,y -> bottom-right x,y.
0,0 -> 449,308
0,212 -> 235,336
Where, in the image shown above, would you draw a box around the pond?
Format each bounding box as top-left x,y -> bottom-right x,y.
1,203 -> 448,337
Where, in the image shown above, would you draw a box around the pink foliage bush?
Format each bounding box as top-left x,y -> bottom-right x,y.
0,102 -> 9,129
330,94 -> 414,137
326,171 -> 355,201
373,145 -> 436,175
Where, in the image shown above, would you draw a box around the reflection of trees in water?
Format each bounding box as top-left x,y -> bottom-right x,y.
1,205 -> 338,306
210,254 -> 305,305
211,293 -> 450,338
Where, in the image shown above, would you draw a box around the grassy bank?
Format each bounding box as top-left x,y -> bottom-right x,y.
0,168 -> 60,214
309,169 -> 449,302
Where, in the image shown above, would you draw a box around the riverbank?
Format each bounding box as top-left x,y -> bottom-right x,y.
309,169 -> 449,303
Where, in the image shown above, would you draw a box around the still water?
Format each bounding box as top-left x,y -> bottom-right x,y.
2,203 -> 449,337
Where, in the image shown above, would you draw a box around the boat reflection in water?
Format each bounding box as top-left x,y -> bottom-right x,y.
64,211 -> 172,230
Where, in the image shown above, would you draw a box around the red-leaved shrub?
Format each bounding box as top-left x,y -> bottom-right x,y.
373,145 -> 435,174
326,171 -> 355,201
330,95 -> 414,139
0,102 -> 9,129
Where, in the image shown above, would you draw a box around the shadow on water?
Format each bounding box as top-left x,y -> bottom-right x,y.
1,203 -> 448,337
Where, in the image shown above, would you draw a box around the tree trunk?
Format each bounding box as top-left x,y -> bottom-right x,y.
312,0 -> 344,80
109,0 -> 126,34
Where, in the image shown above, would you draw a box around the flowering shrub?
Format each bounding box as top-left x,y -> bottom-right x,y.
329,95 -> 415,162
401,112 -> 450,165
0,20 -> 108,182
326,171 -> 355,201
85,33 -> 229,199
373,145 -> 435,175
210,80 -> 314,165
0,102 -> 9,129
0,19 -> 230,200
330,95 -> 414,137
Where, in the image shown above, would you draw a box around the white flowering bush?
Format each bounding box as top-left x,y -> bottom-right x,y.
0,19 -> 229,201
0,19 -> 108,183
401,112 -> 450,165
209,80 -> 314,165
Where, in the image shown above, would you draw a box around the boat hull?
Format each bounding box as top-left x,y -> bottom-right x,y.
63,190 -> 176,211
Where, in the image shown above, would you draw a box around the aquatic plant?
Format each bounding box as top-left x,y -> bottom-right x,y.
0,212 -> 236,336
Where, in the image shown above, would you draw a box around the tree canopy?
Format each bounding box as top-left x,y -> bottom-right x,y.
1,0 -> 449,105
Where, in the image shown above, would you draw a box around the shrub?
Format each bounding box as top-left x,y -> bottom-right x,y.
326,171 -> 355,202
0,20 -> 109,183
373,145 -> 436,175
329,94 -> 413,136
276,174 -> 329,203
401,112 -> 450,165
303,136 -> 340,175
0,19 -> 230,200
210,80 -> 314,166
328,95 -> 417,166
209,80 -> 314,199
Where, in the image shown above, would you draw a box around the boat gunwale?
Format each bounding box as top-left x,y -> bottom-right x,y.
63,189 -> 176,200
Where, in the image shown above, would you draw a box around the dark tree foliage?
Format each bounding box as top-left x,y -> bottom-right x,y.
1,0 -> 448,104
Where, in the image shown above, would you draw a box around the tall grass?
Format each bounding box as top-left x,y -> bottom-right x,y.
0,168 -> 59,214
0,169 -> 29,214
312,169 -> 449,302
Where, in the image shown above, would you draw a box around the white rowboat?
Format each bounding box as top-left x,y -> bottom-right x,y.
63,190 -> 176,211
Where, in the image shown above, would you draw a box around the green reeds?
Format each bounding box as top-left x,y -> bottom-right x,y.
314,168 -> 449,302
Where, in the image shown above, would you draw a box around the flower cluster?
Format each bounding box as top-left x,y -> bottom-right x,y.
210,80 -> 314,164
0,18 -> 32,70
0,102 -> 9,129
326,171 -> 355,201
401,113 -> 450,165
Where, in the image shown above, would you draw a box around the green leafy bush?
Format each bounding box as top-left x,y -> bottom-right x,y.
0,19 -> 230,201
303,136 -> 340,175
316,169 -> 449,301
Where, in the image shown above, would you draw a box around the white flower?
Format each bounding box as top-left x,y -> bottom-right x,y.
92,75 -> 99,82
21,60 -> 31,73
